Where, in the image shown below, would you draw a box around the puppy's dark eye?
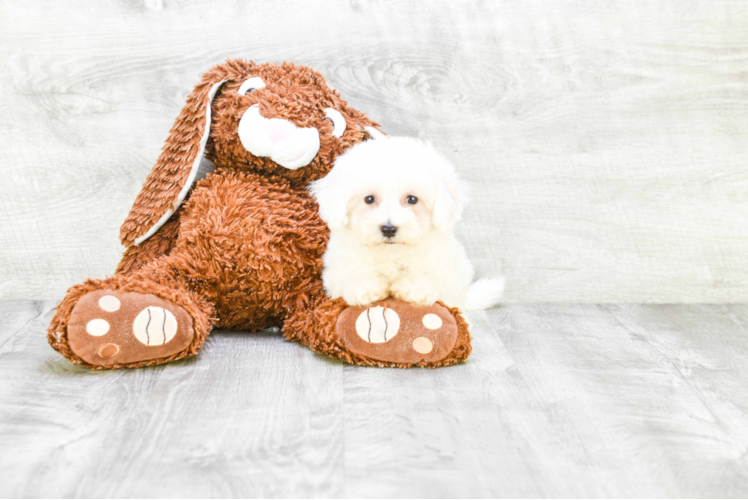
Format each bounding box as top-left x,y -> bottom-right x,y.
406,195 -> 418,205
365,195 -> 376,204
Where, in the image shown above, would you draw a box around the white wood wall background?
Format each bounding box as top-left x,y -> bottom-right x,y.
1,0 -> 747,302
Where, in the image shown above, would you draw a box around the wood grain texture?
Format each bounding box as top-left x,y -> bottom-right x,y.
2,300 -> 748,497
1,0 -> 748,301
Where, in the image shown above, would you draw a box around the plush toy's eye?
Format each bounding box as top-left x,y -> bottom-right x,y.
406,195 -> 418,205
324,108 -> 347,138
238,77 -> 266,95
365,195 -> 376,204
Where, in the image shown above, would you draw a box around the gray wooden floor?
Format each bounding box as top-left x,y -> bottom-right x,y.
1,301 -> 747,498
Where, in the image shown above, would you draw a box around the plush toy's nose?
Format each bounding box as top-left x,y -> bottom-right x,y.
268,120 -> 295,143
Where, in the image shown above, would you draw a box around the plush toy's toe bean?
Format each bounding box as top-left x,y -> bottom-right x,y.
132,306 -> 178,346
98,295 -> 121,312
337,299 -> 458,366
98,343 -> 120,358
422,313 -> 442,330
412,337 -> 433,354
68,290 -> 195,367
86,319 -> 110,336
355,306 -> 400,343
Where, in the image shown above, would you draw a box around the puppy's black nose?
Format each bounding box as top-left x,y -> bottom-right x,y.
380,224 -> 398,238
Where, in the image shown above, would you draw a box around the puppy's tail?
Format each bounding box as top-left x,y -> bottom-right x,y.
463,277 -> 505,310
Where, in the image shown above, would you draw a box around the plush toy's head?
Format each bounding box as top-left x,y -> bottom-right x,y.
206,60 -> 382,183
120,59 -> 382,247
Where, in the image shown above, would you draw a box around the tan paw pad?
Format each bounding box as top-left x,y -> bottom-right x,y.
338,299 -> 458,365
67,289 -> 195,367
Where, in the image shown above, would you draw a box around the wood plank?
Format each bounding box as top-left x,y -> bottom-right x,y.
3,301 -> 748,497
0,301 -> 344,497
342,306 -> 693,497
2,0 -> 748,301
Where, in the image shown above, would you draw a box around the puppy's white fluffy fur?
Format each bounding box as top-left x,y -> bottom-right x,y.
310,136 -> 503,310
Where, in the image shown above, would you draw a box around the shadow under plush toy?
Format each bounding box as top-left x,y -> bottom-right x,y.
47,59 -> 471,369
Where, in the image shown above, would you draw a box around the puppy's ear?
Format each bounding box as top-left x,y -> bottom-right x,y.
119,69 -> 230,247
309,169 -> 349,229
432,168 -> 469,232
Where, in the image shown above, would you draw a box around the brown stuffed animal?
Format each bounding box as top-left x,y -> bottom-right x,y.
47,59 -> 471,369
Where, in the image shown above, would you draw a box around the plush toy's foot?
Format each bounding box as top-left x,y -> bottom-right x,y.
66,289 -> 196,368
337,298 -> 463,366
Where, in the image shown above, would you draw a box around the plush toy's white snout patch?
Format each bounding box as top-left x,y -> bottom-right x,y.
238,105 -> 321,170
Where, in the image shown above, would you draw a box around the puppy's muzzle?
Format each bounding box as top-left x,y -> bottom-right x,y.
380,224 -> 398,238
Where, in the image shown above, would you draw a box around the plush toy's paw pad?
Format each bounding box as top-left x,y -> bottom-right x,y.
67,290 -> 194,367
337,299 -> 458,365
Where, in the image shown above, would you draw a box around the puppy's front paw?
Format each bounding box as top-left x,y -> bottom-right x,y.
341,279 -> 389,306
391,279 -> 440,306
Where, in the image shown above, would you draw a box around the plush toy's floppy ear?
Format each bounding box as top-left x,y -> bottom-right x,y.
119,74 -> 229,247
363,126 -> 385,140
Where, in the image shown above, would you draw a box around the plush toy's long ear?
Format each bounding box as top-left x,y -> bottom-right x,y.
119,75 -> 229,247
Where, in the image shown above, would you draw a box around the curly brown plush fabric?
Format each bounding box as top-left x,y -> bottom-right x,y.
117,207 -> 184,275
48,60 -> 472,369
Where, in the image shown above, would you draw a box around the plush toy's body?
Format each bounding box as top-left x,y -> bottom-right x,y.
48,60 -> 471,369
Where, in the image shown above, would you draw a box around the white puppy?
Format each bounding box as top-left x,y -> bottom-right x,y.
309,136 -> 504,310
